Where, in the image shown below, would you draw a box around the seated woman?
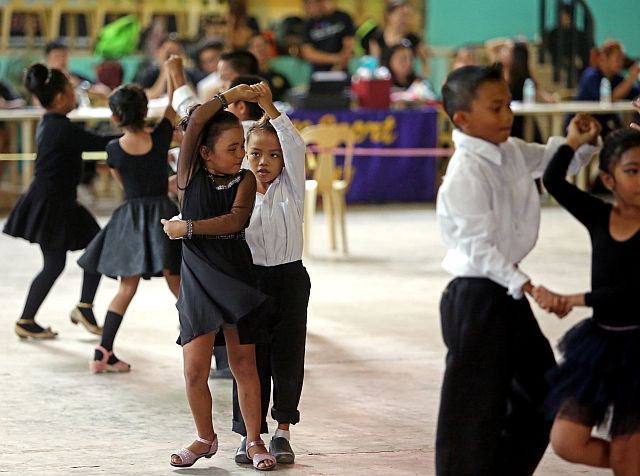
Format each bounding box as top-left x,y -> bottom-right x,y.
382,41 -> 436,101
368,0 -> 428,75
499,40 -> 559,141
572,40 -> 640,137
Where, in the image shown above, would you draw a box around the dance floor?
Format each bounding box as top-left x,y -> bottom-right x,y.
0,203 -> 610,475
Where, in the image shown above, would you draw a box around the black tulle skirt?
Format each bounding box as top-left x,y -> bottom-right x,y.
77,196 -> 181,279
176,239 -> 271,347
3,185 -> 99,251
546,318 -> 640,436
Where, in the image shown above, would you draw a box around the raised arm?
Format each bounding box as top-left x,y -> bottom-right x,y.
517,113 -> 600,178
176,84 -> 259,201
542,115 -> 607,227
251,81 -> 306,201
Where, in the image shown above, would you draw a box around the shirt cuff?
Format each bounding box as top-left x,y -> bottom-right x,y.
507,270 -> 530,300
172,85 -> 196,117
269,111 -> 291,131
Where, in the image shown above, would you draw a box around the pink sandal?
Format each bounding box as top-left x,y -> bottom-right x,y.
170,435 -> 218,467
89,345 -> 131,373
247,439 -> 277,471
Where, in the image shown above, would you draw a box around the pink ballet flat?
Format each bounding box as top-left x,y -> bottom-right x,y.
89,345 -> 131,373
170,435 -> 218,467
247,439 -> 277,471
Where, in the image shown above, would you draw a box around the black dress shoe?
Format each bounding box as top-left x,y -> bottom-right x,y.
269,436 -> 295,464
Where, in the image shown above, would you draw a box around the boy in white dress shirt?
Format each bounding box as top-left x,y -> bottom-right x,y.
231,81 -> 311,465
435,64 -> 599,476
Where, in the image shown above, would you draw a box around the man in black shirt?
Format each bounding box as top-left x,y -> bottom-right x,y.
301,0 -> 355,72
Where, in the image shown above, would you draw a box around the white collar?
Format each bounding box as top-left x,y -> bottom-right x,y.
452,129 -> 504,166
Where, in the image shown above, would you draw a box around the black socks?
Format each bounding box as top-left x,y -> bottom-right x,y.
95,311 -> 124,364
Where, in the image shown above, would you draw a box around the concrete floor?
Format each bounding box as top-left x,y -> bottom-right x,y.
0,203 -> 611,475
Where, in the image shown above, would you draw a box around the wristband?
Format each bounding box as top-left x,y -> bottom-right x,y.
186,219 -> 193,239
214,93 -> 228,110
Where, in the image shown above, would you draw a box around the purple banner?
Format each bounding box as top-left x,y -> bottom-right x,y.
288,108 -> 439,202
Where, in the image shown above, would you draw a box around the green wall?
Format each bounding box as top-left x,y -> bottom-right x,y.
426,0 -> 640,57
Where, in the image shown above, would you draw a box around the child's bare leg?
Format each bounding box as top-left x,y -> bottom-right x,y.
610,433 -> 640,476
550,417 -> 610,467
171,332 -> 216,466
163,270 -> 180,298
225,328 -> 274,470
108,275 -> 141,315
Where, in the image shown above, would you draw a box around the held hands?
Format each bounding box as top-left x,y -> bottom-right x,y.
565,113 -> 601,149
532,285 -> 572,319
250,81 -> 280,119
223,84 -> 260,105
165,55 -> 186,89
161,218 -> 187,240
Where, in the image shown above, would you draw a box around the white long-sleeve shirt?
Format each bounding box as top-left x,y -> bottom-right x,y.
437,129 -> 598,299
245,112 -> 306,266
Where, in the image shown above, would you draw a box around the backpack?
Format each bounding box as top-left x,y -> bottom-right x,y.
95,15 -> 141,59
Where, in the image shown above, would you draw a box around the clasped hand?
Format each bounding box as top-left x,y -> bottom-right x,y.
532,285 -> 572,318
161,218 -> 186,240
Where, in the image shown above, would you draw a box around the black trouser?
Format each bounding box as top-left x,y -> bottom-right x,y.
435,278 -> 556,476
20,245 -> 101,320
232,260 -> 311,435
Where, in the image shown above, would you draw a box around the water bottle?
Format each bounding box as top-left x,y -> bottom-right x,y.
523,78 -> 536,104
76,80 -> 91,108
599,77 -> 612,104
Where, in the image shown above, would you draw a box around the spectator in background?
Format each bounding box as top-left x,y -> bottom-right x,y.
501,41 -> 559,141
382,41 -> 436,101
368,0 -> 428,74
573,40 -> 640,137
450,46 -> 478,71
192,40 -> 224,101
139,16 -> 170,58
226,0 -> 260,50
301,0 -> 355,73
45,39 -> 111,99
199,13 -> 228,49
248,35 -> 292,102
545,3 -> 592,78
134,34 -> 199,99
217,50 -> 259,91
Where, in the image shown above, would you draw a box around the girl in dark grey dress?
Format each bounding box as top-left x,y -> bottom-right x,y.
78,84 -> 181,373
161,83 -> 275,470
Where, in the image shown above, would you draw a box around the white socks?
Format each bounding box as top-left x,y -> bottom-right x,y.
274,429 -> 290,441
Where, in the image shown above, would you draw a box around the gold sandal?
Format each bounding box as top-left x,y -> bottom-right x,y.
15,319 -> 58,339
70,303 -> 102,336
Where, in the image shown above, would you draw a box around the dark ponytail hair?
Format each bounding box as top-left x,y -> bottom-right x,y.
246,113 -> 277,142
599,128 -> 640,173
176,106 -> 242,193
24,63 -> 68,108
108,84 -> 148,131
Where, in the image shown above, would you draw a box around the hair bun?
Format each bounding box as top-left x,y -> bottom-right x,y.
24,63 -> 50,93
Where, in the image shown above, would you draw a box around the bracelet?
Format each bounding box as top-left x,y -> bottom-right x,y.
214,93 -> 228,110
186,219 -> 193,239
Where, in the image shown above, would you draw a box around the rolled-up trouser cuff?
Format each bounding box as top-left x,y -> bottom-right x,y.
271,408 -> 300,425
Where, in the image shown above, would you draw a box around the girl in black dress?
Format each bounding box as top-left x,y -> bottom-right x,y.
535,124 -> 640,473
161,83 -> 276,470
78,84 -> 181,373
3,63 -> 118,339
